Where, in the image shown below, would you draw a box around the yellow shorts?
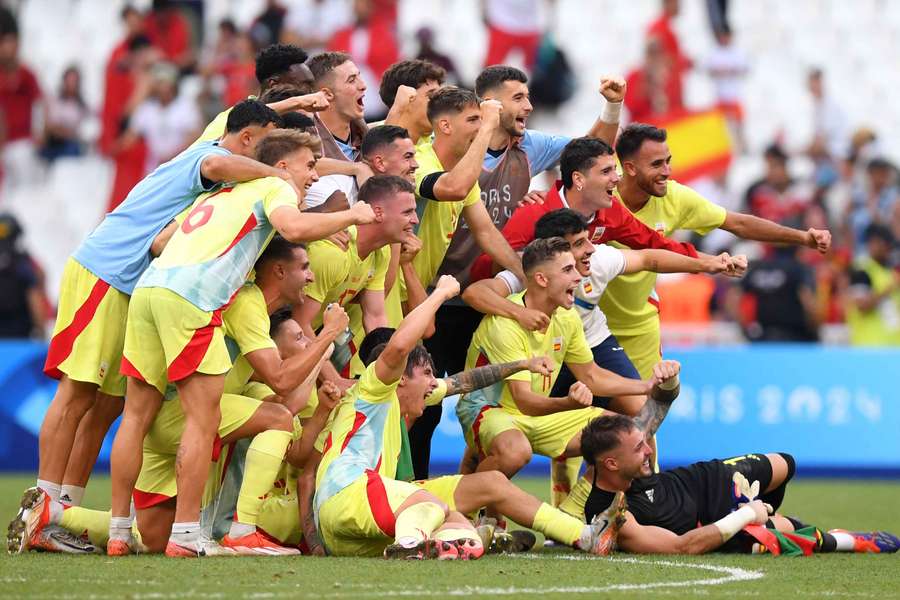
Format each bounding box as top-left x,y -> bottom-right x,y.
133,392 -> 262,509
317,471 -> 421,557
241,381 -> 276,402
121,287 -> 232,394
414,475 -> 462,512
471,406 -> 606,459
615,327 -> 662,380
257,494 -> 302,546
44,257 -> 130,396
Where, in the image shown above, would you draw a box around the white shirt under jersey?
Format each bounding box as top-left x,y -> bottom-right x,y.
496,243 -> 626,348
304,173 -> 358,210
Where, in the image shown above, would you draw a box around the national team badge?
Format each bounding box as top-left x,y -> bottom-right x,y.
590,227 -> 606,242
98,361 -> 108,380
583,282 -> 593,294
552,336 -> 562,352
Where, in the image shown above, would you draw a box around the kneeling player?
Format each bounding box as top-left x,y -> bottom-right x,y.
579,415 -> 900,555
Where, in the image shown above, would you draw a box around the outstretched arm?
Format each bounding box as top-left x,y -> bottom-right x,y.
444,356 -> 554,396
270,201 -> 376,243
721,211 -> 831,254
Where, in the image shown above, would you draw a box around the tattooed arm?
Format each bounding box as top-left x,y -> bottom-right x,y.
444,356 -> 554,396
633,360 -> 682,437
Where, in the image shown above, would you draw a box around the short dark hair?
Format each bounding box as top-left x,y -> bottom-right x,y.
255,44 -> 309,85
308,51 -> 352,85
615,123 -> 667,160
280,111 -> 316,132
225,99 -> 282,133
534,209 -> 589,240
255,129 -> 322,165
580,415 -> 638,465
560,137 -> 615,189
379,59 -> 446,106
357,174 -> 415,205
256,234 -> 305,270
522,237 -> 571,275
361,125 -> 411,158
360,327 -> 396,366
864,223 -> 894,244
475,65 -> 528,96
269,306 -> 295,338
427,86 -> 480,123
366,342 -> 435,377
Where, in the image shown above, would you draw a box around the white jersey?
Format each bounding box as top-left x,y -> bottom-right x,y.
496,244 -> 626,347
304,173 -> 358,210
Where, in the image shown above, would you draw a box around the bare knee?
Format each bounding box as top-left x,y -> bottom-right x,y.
260,403 -> 293,432
54,378 -> 98,417
490,438 -> 532,475
765,452 -> 795,492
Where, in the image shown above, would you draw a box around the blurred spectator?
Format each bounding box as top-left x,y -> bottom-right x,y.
646,0 -> 691,109
102,30 -> 159,211
743,144 -> 811,229
807,68 -> 848,188
329,0 -> 399,119
704,24 -> 747,151
482,0 -> 545,70
625,39 -> 679,122
143,0 -> 194,72
126,62 -> 200,173
220,32 -> 258,108
705,0 -> 730,36
847,158 -> 900,255
414,26 -> 461,86
38,66 -> 89,162
250,0 -> 288,48
0,14 -> 42,189
282,0 -> 352,56
0,213 -> 48,339
846,224 -> 900,346
734,245 -> 820,342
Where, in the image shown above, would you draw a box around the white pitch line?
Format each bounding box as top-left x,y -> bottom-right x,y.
318,555 -> 765,597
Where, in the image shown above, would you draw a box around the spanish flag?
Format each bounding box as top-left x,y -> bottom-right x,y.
647,109 -> 733,182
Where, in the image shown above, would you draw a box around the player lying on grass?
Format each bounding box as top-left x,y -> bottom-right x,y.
310,276 -> 626,559
576,414 -> 900,555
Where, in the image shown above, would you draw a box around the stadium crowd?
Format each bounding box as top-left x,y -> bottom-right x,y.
3,0 -> 900,560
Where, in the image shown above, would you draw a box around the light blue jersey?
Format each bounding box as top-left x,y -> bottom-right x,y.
72,141 -> 230,294
482,129 -> 569,174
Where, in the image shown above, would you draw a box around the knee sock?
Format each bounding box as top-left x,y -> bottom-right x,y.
37,479 -> 61,503
760,453 -> 795,512
550,457 -> 581,508
60,485 -> 85,506
60,506 -> 111,547
233,430 -> 292,536
558,475 -> 592,519
533,502 -> 585,547
394,502 -> 445,548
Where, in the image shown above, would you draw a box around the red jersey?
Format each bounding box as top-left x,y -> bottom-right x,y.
0,65 -> 41,142
469,180 -> 698,281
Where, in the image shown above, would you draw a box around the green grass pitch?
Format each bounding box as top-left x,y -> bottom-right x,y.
1,474 -> 899,599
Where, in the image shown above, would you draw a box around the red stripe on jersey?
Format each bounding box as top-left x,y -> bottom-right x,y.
133,489 -> 173,510
475,351 -> 490,368
167,309 -> 224,382
44,278 -> 112,379
322,432 -> 333,455
119,356 -> 146,382
339,339 -> 358,379
365,470 -> 396,537
340,411 -> 367,452
217,213 -> 258,258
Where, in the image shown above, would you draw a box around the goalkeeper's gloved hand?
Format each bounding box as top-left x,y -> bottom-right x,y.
732,472 -> 774,514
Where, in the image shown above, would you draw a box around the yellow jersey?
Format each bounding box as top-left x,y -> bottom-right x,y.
600,180 -> 727,336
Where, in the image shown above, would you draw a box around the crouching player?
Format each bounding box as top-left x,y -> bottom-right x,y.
578,415 -> 900,555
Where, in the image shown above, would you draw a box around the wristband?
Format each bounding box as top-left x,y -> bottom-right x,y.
601,101 -> 622,124
713,505 -> 756,541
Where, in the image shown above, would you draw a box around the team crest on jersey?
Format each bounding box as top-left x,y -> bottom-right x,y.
645,489 -> 655,503
583,282 -> 593,294
590,227 -> 606,242
552,337 -> 562,352
98,361 -> 108,380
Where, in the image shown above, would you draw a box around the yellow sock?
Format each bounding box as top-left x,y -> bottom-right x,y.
558,475 -> 592,519
550,457 -> 581,507
394,502 -> 445,545
236,430 -> 293,525
533,502 -> 584,547
59,507 -> 141,548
